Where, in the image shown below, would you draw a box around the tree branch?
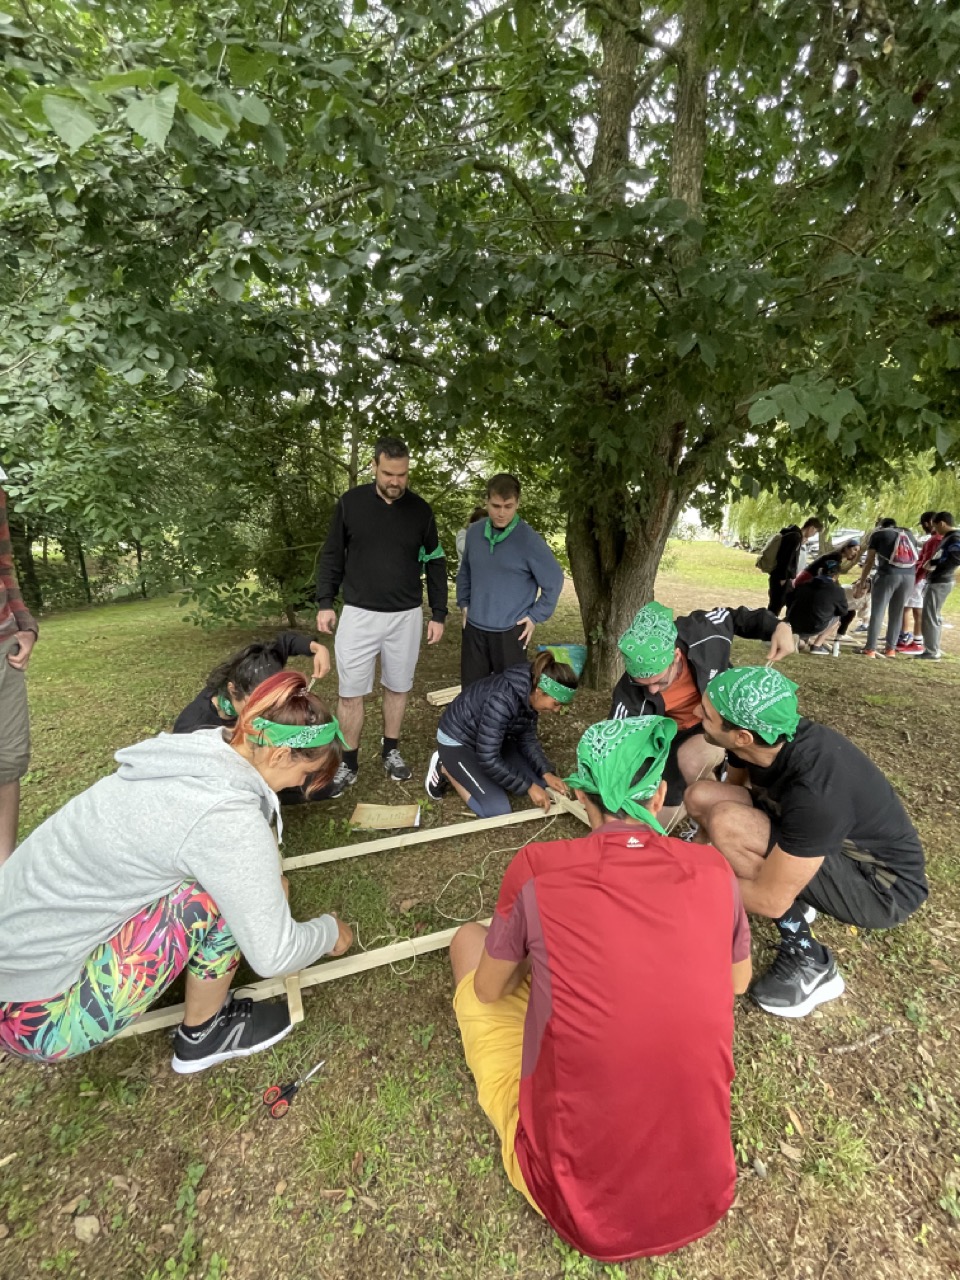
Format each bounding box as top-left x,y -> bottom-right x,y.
585,0 -> 679,63
472,160 -> 558,248
305,181 -> 377,214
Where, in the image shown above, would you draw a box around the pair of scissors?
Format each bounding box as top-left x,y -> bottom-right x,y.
262,1059 -> 325,1118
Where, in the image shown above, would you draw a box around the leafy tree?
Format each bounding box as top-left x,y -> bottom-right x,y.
1,0 -> 959,684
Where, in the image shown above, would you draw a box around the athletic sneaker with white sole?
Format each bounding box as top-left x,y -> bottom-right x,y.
424,750 -> 448,800
749,943 -> 845,1018
171,995 -> 292,1074
382,745 -> 412,782
328,761 -> 359,797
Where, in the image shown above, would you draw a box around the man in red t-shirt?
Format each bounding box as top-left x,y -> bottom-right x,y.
449,716 -> 752,1262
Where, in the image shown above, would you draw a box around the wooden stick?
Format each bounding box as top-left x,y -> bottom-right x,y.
545,787 -> 590,827
282,803 -> 561,871
426,685 -> 461,706
115,922 -> 486,1040
284,973 -> 304,1025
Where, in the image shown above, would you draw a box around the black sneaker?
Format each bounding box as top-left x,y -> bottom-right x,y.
171,996 -> 292,1074
328,761 -> 358,797
750,943 -> 845,1019
424,750 -> 448,800
382,745 -> 412,782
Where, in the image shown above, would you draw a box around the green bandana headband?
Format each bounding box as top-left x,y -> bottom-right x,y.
538,674 -> 577,705
484,514 -> 520,552
248,715 -> 347,750
564,716 -> 677,834
705,667 -> 800,745
619,602 -> 678,679
216,693 -> 237,719
418,544 -> 446,564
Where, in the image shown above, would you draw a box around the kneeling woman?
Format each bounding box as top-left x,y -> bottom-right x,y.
0,672 -> 352,1073
425,652 -> 578,816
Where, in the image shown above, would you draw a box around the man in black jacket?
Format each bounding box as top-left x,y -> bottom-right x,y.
316,438 -> 448,794
768,518 -> 822,615
610,601 -> 794,825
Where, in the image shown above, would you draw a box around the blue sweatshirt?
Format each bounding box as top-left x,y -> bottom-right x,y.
456,518 -> 564,632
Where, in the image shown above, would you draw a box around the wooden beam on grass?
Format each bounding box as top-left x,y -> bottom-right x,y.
426,685 -> 461,706
285,973 -> 304,1025
282,802 -> 562,871
115,922 -> 488,1040
545,787 -> 591,827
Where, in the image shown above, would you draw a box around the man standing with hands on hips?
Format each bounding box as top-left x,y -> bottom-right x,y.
0,471 -> 38,864
316,438 -> 447,795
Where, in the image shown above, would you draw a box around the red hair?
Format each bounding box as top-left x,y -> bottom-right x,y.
230,670 -> 341,796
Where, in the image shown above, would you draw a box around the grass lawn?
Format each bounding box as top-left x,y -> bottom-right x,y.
3,543 -> 960,1279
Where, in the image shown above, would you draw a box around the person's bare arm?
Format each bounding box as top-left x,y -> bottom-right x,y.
732,957 -> 752,995
474,950 -> 528,1003
737,844 -> 822,919
857,549 -> 876,586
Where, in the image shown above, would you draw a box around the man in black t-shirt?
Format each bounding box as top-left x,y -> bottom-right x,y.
685,667 -> 928,1018
767,518 -> 822,615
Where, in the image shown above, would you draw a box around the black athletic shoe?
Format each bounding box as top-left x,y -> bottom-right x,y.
382,745 -> 412,782
328,761 -> 359,797
750,943 -> 845,1019
424,750 -> 449,800
171,996 -> 292,1074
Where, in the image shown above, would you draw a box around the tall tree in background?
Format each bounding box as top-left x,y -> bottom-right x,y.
1,1 -> 958,681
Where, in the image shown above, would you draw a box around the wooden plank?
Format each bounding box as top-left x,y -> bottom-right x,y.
282,803 -> 560,871
116,922 -> 488,1040
285,973 -> 304,1025
545,787 -> 591,827
426,685 -> 460,706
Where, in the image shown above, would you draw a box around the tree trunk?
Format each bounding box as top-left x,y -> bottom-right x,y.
75,538 -> 92,604
567,472 -> 686,688
7,508 -> 43,615
134,538 -> 147,598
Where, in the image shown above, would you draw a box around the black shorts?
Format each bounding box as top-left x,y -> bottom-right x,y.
664,725 -> 711,807
762,816 -> 924,929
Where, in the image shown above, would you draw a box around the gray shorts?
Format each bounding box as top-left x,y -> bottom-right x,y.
0,634 -> 30,784
334,605 -> 423,697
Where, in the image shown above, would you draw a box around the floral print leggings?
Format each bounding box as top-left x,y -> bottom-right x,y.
0,882 -> 240,1062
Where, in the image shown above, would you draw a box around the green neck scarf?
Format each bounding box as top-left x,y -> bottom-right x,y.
705,667 -> 800,745
484,514 -> 520,552
619,602 -> 678,679
248,715 -> 347,750
564,716 -> 677,834
538,673 -> 577,705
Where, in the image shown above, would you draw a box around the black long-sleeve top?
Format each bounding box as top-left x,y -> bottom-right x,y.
173,631 -> 316,733
315,483 -> 448,621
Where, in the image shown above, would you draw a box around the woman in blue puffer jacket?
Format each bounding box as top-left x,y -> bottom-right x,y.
424,651 -> 578,816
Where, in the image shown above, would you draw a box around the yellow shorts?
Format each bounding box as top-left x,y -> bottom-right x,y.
452,970 -> 540,1213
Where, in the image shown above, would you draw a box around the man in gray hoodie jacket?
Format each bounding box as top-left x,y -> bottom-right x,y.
0,675 -> 351,1072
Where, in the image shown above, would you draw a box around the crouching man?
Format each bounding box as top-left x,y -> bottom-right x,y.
449,716 -> 751,1262
687,667 -> 928,1018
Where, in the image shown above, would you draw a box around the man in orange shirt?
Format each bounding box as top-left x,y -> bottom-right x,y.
610,602 -> 794,827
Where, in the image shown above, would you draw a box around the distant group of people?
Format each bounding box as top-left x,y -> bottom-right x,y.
0,446 -> 945,1263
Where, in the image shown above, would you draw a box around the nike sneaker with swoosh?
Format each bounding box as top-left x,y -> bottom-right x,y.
749,943 -> 845,1018
172,994 -> 292,1074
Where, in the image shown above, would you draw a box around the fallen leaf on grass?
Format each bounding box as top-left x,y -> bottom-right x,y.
0,1225 -> 9,1240
786,1107 -> 805,1136
359,1196 -> 378,1210
918,1043 -> 936,1068
930,958 -> 950,974
196,1189 -> 212,1209
779,1141 -> 803,1162
752,1158 -> 767,1180
317,1189 -> 346,1201
127,1180 -> 140,1208
109,1175 -> 130,1194
398,898 -> 419,912
0,1153 -> 17,1171
274,1180 -> 287,1197
73,1215 -> 100,1243
350,1151 -> 364,1179
60,1195 -> 86,1216
159,1223 -> 175,1235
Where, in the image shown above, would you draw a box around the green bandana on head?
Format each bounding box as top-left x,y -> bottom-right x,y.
248,715 -> 347,751
618,602 -> 678,679
705,667 -> 800,745
216,693 -> 237,719
484,514 -> 520,552
564,716 -> 678,834
538,673 -> 577,705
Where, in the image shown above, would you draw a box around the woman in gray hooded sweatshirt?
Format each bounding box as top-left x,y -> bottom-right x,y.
0,670 -> 353,1073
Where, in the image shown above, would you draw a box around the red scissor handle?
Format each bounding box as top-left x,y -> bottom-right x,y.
263,1084 -> 282,1105
270,1097 -> 290,1119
